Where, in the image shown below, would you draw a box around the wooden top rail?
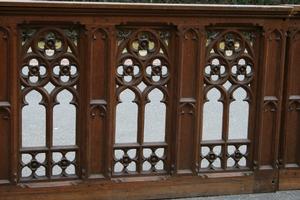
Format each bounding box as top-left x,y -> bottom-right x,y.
0,0 -> 297,18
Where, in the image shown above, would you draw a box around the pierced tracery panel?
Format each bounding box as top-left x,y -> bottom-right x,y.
52,150 -> 77,178
200,145 -> 222,170
227,144 -> 248,169
114,28 -> 171,176
20,26 -> 81,181
200,29 -> 257,172
21,152 -> 47,180
114,148 -> 138,174
142,147 -> 166,172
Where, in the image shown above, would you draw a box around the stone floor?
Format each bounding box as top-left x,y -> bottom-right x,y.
177,190 -> 300,200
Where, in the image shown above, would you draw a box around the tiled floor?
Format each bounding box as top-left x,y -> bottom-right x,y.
178,190 -> 300,200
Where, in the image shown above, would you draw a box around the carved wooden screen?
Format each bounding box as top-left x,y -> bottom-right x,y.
200,28 -> 258,172
113,27 -> 173,176
3,2 -> 300,200
19,25 -> 82,181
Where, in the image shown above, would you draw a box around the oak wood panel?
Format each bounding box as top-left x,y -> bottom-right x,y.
0,2 -> 299,200
88,28 -> 109,178
279,169 -> 300,190
176,28 -> 200,174
280,30 -> 300,168
256,28 -> 286,176
0,102 -> 10,184
1,175 -> 255,200
0,27 -> 10,184
278,25 -> 300,191
254,27 -> 286,192
0,28 -> 8,101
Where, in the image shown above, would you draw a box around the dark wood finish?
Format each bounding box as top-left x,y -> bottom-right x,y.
19,25 -> 82,181
0,1 -> 300,199
0,27 -> 11,185
279,16 -> 300,190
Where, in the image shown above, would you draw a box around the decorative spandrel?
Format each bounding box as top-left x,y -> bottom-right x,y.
201,29 -> 257,172
20,26 -> 81,181
114,28 -> 171,176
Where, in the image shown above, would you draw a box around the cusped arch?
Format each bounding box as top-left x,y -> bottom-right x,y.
52,86 -> 78,107
143,85 -> 168,104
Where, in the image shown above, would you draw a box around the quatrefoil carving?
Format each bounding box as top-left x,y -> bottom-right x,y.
206,151 -> 218,162
116,57 -> 142,85
145,58 -> 169,85
37,32 -> 65,57
52,58 -> 78,85
29,159 -> 41,171
204,58 -> 227,84
131,32 -> 157,58
21,153 -> 46,179
120,154 -> 132,167
231,58 -> 253,84
226,145 -> 248,168
233,149 -> 243,160
217,33 -> 243,59
21,58 -> 47,86
58,157 -> 71,169
149,154 -> 160,165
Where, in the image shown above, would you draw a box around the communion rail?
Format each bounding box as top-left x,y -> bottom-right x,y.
1,1 -> 300,200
